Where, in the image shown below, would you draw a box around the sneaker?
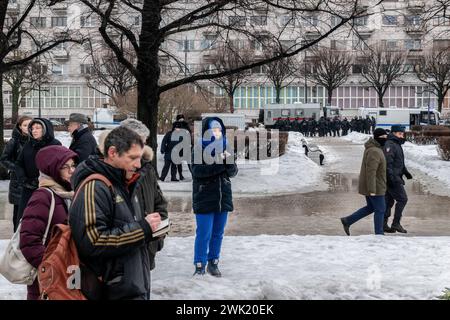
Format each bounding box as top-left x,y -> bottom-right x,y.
193,262 -> 205,276
207,259 -> 222,277
340,218 -> 350,236
391,223 -> 407,234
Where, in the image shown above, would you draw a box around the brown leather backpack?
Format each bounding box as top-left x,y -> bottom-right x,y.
38,174 -> 113,300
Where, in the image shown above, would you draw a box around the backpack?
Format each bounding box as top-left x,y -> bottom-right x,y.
37,174 -> 113,300
0,188 -> 55,285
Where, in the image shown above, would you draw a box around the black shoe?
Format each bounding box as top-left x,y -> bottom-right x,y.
207,259 -> 222,277
159,176 -> 166,182
179,174 -> 185,181
193,262 -> 205,276
171,177 -> 179,182
340,218 -> 350,236
383,223 -> 395,233
391,223 -> 407,234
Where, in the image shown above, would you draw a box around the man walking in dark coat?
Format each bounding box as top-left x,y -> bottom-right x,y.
383,125 -> 412,233
160,121 -> 184,181
66,113 -> 98,163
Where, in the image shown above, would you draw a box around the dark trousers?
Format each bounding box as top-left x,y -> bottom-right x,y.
160,159 -> 177,181
385,184 -> 408,225
343,195 -> 386,235
16,187 -> 35,230
177,164 -> 184,178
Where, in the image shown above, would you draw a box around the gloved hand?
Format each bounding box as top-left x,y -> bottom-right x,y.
404,172 -> 413,180
24,179 -> 38,190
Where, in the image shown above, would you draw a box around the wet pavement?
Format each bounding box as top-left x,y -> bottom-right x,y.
1,137 -> 450,239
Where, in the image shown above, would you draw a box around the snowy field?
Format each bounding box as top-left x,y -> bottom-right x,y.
342,132 -> 450,189
1,235 -> 449,300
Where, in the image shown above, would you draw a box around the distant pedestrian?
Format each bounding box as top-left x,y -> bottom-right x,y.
66,113 -> 97,163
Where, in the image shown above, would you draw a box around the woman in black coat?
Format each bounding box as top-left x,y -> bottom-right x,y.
0,116 -> 32,231
191,117 -> 238,277
15,118 -> 61,228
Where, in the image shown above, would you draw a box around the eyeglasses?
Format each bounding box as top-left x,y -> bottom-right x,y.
61,164 -> 77,171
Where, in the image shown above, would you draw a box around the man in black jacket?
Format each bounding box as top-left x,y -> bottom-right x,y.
70,126 -> 162,300
66,113 -> 97,163
383,125 -> 412,233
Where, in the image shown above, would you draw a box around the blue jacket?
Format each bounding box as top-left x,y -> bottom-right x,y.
191,117 -> 238,214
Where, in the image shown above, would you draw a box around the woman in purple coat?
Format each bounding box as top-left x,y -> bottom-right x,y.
19,145 -> 78,300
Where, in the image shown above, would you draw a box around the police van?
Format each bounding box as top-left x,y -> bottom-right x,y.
358,107 -> 440,130
262,103 -> 339,127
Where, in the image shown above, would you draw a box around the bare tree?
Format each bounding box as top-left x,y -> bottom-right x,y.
0,0 -> 83,178
264,44 -> 299,104
307,47 -> 352,115
360,46 -> 406,108
55,0 -> 373,163
84,41 -> 137,111
3,50 -> 50,123
415,49 -> 450,113
207,42 -> 253,113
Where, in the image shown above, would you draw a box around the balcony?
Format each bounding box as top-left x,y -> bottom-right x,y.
303,26 -> 320,37
405,24 -> 426,35
53,50 -> 69,60
407,0 -> 425,13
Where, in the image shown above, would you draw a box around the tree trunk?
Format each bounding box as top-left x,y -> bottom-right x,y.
378,92 -> 384,108
136,0 -> 161,169
0,74 -> 8,180
229,93 -> 234,113
438,94 -> 444,114
327,89 -> 333,106
11,84 -> 20,124
275,86 -> 281,104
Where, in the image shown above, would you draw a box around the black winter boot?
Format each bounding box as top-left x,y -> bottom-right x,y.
391,223 -> 407,234
193,262 -> 205,276
340,218 -> 350,236
207,259 -> 222,277
384,219 -> 394,233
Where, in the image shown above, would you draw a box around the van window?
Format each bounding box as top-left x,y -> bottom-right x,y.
281,109 -> 290,116
267,111 -> 272,118
295,109 -> 304,116
379,110 -> 387,116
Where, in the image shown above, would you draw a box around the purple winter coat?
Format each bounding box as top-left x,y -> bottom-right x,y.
19,145 -> 78,300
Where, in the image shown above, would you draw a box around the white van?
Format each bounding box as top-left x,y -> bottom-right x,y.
262,103 -> 339,126
201,113 -> 246,130
358,107 -> 440,130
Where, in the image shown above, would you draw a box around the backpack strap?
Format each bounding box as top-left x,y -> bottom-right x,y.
73,174 -> 114,204
41,187 -> 56,245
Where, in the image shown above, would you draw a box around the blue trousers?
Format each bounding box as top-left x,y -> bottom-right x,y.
343,196 -> 386,235
194,212 -> 228,265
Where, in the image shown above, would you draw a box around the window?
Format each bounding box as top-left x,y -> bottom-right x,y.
128,16 -> 140,26
30,17 -> 46,28
52,64 -> 65,75
80,15 -> 96,27
303,16 -> 318,27
354,16 -> 368,26
331,40 -> 347,50
229,16 -> 246,27
404,39 -> 421,50
352,65 -> 363,74
352,39 -> 369,51
201,35 -> 217,50
281,109 -> 290,116
177,39 -> 195,51
230,40 -> 246,50
382,15 -> 398,26
379,110 -> 387,116
54,42 -> 67,51
295,109 -> 304,116
280,40 -> 295,51
280,15 -> 295,27
80,64 -> 94,75
384,40 -> 398,50
331,16 -> 342,27
405,15 -> 421,26
434,16 -> 450,26
250,16 -> 267,26
4,17 -> 17,27
51,16 -> 67,27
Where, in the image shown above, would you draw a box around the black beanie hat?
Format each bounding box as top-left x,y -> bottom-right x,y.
373,128 -> 387,139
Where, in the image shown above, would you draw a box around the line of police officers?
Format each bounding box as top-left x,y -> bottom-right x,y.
273,115 -> 377,137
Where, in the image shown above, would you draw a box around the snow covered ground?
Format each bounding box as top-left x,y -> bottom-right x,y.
155,132 -> 326,196
1,235 -> 449,300
342,132 -> 450,190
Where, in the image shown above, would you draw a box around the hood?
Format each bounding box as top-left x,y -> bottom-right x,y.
387,133 -> 405,145
28,118 -> 56,143
200,117 -> 227,154
12,124 -> 29,142
364,137 -> 382,150
35,145 -> 78,190
142,146 -> 154,162
71,156 -> 125,191
96,130 -> 112,156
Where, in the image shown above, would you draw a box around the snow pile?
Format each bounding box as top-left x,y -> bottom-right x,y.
403,142 -> 450,188
341,132 -> 371,144
157,132 -> 325,196
2,235 -> 449,300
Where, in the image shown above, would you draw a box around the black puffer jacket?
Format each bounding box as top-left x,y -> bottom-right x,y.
0,126 -> 29,204
383,134 -> 411,186
191,117 -> 238,214
130,146 -> 168,271
15,118 -> 61,190
69,126 -> 98,163
69,157 -> 153,300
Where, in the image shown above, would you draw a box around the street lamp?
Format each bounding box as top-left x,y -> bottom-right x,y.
304,50 -> 308,103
